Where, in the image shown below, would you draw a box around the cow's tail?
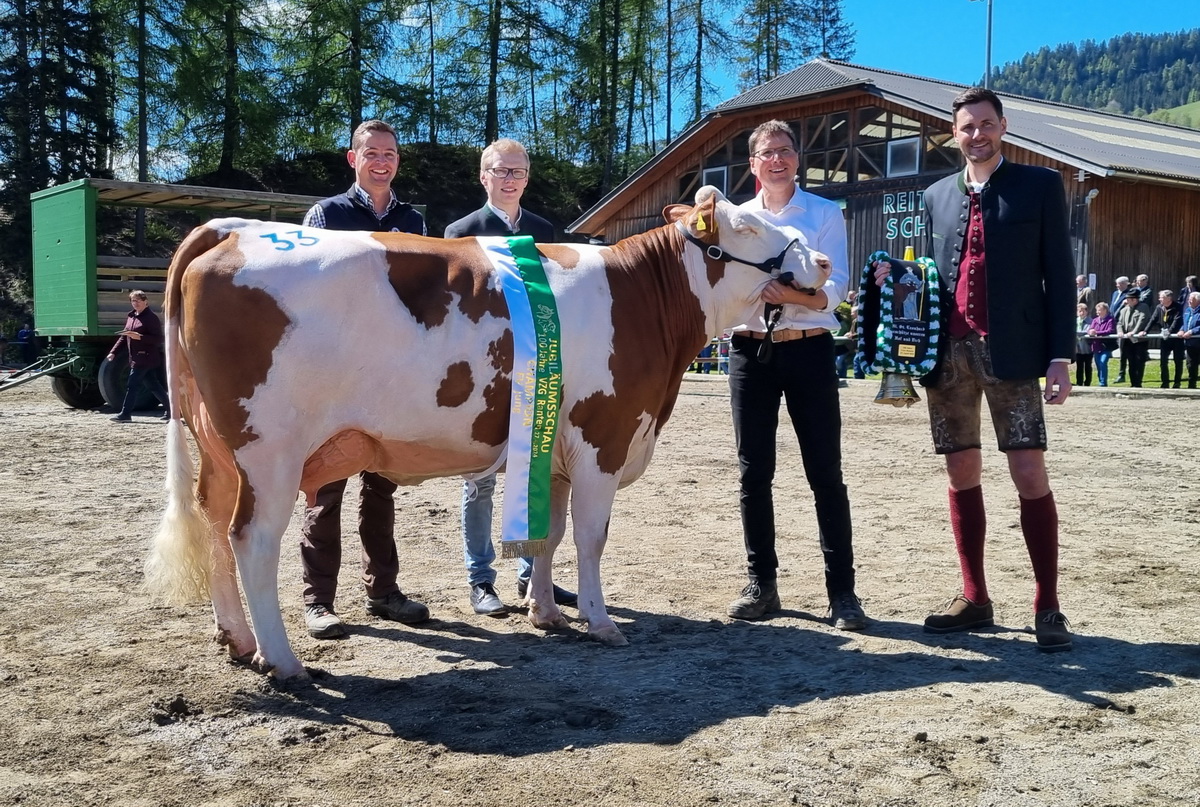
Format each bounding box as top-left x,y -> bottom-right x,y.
145,225 -> 225,603
144,420 -> 214,602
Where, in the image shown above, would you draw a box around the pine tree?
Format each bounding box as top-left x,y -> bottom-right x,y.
0,0 -> 115,290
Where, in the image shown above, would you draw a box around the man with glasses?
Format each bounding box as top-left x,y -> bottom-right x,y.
299,119 -> 430,640
724,119 -> 866,632
444,138 -> 577,616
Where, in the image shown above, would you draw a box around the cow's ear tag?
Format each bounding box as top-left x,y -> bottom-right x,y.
696,211 -> 707,231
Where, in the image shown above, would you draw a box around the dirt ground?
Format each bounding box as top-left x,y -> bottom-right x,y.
1,374 -> 1198,807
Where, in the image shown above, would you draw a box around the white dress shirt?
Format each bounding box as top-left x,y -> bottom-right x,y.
735,183 -> 849,332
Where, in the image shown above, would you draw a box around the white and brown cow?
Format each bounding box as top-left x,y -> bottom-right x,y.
145,186 -> 829,679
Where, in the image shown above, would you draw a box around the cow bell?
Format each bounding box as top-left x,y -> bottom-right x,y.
874,372 -> 920,408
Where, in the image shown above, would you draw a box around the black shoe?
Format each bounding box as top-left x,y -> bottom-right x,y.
727,581 -> 781,620
365,591 -> 430,624
515,578 -> 578,607
110,414 -> 131,422
1034,610 -> 1072,652
470,582 -> 506,616
161,411 -> 171,421
829,591 -> 867,631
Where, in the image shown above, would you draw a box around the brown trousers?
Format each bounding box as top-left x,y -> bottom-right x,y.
300,471 -> 400,606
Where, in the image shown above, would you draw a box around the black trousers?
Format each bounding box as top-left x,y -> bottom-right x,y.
1074,352 -> 1092,386
1186,345 -> 1200,388
729,332 -> 855,596
1122,339 -> 1149,386
1159,339 -> 1185,386
119,365 -> 169,416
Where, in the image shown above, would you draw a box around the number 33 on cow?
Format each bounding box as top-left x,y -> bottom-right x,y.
259,230 -> 321,251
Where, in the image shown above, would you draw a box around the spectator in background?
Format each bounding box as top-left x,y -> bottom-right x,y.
1088,301 -> 1116,387
1147,289 -> 1184,389
1135,274 -> 1154,308
16,322 -> 37,365
1179,275 -> 1199,307
834,290 -> 856,383
1117,289 -> 1150,387
1074,303 -> 1093,387
1076,275 -> 1096,317
1180,292 -> 1200,389
717,331 -> 731,375
1109,276 -> 1131,383
107,291 -> 170,423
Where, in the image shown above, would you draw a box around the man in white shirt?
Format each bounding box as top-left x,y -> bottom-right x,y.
724,119 -> 865,631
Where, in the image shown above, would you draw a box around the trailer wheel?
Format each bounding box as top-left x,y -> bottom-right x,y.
50,375 -> 106,409
98,355 -> 159,411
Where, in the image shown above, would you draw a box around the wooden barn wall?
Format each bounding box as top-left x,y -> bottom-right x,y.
596,94 -> 1200,301
1083,181 -> 1200,296
598,92 -> 887,242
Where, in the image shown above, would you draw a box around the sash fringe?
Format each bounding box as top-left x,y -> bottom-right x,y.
501,539 -> 548,559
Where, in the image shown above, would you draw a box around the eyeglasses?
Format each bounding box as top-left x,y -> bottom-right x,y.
484,167 -> 529,179
752,146 -> 796,161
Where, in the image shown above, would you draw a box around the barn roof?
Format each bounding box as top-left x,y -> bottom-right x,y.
569,58 -> 1200,235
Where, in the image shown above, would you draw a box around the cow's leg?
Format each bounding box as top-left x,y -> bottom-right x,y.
228,466 -> 307,680
197,456 -> 256,663
567,474 -> 627,647
527,478 -> 570,632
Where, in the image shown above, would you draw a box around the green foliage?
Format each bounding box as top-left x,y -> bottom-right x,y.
0,0 -> 864,323
1147,100 -> 1200,130
991,29 -> 1200,117
0,0 -> 116,316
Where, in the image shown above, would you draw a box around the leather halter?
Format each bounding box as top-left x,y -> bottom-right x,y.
677,223 -> 818,363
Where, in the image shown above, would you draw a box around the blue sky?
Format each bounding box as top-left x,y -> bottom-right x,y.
844,0 -> 1200,85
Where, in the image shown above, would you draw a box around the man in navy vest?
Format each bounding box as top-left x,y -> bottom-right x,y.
300,119 -> 429,639
443,138 -> 576,616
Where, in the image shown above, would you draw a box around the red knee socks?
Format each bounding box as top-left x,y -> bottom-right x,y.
1019,491 -> 1060,613
949,485 -> 989,604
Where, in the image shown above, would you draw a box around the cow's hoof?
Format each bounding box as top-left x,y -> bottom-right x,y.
214,627 -> 256,661
588,625 -> 629,646
249,653 -> 275,675
529,604 -> 569,631
253,653 -> 308,681
271,668 -> 313,688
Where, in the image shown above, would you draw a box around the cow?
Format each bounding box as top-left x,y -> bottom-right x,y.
145,186 -> 830,680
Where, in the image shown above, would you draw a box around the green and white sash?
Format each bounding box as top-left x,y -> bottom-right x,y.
477,235 -> 563,558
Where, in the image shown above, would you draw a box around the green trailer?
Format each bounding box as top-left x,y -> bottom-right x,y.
21,178 -> 321,408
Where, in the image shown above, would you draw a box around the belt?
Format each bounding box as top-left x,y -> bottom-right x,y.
733,327 -> 828,343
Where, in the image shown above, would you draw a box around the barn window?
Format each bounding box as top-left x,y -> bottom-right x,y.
677,170 -> 699,202
702,166 -> 728,195
887,137 -> 920,176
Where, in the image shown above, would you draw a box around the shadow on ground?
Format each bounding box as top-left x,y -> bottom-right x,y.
224,605 -> 1200,755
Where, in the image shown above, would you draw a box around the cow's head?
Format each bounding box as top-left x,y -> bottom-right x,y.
664,186 -> 830,293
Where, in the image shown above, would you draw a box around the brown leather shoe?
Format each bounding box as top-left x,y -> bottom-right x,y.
924,595 -> 995,634
1034,610 -> 1072,652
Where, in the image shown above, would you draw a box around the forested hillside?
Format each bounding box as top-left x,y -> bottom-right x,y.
991,29 -> 1200,117
0,0 -> 856,328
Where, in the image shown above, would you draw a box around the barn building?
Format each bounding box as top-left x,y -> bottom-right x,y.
568,59 -> 1200,298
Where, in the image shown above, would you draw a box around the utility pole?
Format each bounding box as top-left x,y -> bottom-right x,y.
970,0 -> 994,88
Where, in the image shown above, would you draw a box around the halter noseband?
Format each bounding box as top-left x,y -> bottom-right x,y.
679,225 -> 800,279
